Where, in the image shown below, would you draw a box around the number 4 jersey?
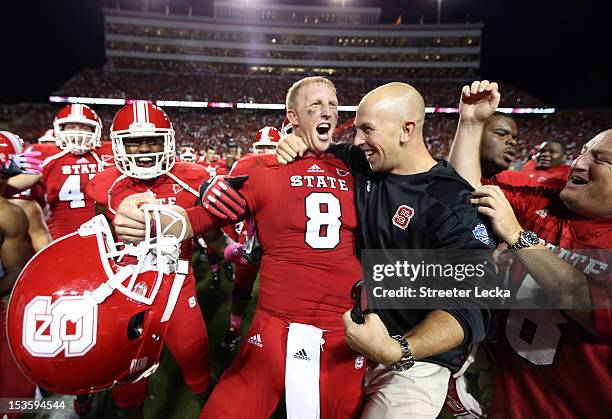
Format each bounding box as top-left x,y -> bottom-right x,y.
41,145 -> 113,239
205,153 -> 361,329
490,185 -> 612,419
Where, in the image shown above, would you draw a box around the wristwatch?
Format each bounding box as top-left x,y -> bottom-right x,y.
390,335 -> 414,371
508,230 -> 540,250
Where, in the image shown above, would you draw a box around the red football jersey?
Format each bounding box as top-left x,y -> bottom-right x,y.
41,149 -> 112,239
495,160 -> 570,191
198,160 -> 225,178
26,142 -> 61,160
87,161 -> 209,261
192,154 -> 361,329
489,185 -> 612,419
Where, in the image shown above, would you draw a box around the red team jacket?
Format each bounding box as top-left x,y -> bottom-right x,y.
87,161 -> 209,262
489,185 -> 612,418
41,142 -> 114,239
188,153 -> 362,329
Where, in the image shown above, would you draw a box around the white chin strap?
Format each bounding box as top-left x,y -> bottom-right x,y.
77,206 -> 188,321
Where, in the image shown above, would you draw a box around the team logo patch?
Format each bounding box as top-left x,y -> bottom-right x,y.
472,223 -> 491,245
307,164 -> 324,173
392,205 -> 414,230
188,296 -> 197,308
293,348 -> 310,361
172,184 -> 184,194
336,168 -> 349,177
535,209 -> 548,219
355,355 -> 364,369
247,334 -> 263,348
76,157 -> 89,164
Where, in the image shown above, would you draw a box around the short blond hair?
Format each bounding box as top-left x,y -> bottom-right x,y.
285,76 -> 336,111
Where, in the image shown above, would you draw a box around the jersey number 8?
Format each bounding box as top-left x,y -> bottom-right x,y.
304,192 -> 342,249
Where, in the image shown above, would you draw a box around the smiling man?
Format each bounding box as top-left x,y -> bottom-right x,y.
276,81 -> 500,418
87,101 -> 214,417
112,77 -> 367,418
451,124 -> 612,418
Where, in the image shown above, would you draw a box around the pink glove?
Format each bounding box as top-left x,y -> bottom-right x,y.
2,151 -> 43,177
223,242 -> 249,265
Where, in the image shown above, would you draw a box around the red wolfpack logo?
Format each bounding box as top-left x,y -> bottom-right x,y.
392,205 -> 414,230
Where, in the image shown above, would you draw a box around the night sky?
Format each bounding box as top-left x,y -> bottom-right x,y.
2,0 -> 610,107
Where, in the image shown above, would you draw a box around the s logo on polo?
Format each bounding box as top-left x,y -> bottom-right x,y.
392,205 -> 414,230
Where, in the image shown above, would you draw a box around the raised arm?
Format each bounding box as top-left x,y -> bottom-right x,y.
449,80 -> 501,187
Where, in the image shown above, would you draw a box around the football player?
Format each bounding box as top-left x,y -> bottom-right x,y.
219,126 -> 281,352
87,101 -> 214,415
179,146 -> 197,163
0,131 -> 50,251
7,104 -> 113,243
0,196 -> 37,418
114,77 -> 366,418
198,146 -> 223,178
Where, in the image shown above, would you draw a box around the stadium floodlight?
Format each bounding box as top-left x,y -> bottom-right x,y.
436,0 -> 443,24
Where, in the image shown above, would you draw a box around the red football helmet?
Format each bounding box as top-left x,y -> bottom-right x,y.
0,130 -> 24,163
110,101 -> 176,180
53,104 -> 102,153
179,146 -> 196,163
7,205 -> 189,395
281,117 -> 293,136
253,126 -> 281,154
38,128 -> 57,144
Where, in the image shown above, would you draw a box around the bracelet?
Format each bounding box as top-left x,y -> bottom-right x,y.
391,335 -> 414,371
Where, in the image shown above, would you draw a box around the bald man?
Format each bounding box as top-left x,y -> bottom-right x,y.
277,81 -> 501,418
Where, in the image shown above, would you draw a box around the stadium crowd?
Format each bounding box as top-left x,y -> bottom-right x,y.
5,97 -> 608,166
56,68 -> 543,106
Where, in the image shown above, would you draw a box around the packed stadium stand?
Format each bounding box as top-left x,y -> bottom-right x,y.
1,1 -> 607,166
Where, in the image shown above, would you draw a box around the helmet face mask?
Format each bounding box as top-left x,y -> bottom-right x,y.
111,102 -> 176,180
53,105 -> 102,154
7,205 -> 188,395
179,146 -> 196,163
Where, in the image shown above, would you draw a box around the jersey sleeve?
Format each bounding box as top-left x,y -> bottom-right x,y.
589,275 -> 612,342
228,155 -> 261,214
186,205 -> 232,236
497,184 -> 551,224
328,143 -> 370,175
86,172 -> 110,205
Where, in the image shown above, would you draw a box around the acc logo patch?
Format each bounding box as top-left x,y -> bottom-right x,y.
472,223 -> 491,245
392,205 -> 414,230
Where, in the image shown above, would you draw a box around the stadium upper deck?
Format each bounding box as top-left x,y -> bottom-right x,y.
104,1 -> 481,79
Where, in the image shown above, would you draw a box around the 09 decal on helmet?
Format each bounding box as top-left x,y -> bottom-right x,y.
7,205 -> 188,395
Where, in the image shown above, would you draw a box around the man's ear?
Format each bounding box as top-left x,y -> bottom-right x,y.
400,121 -> 416,145
287,109 -> 299,127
